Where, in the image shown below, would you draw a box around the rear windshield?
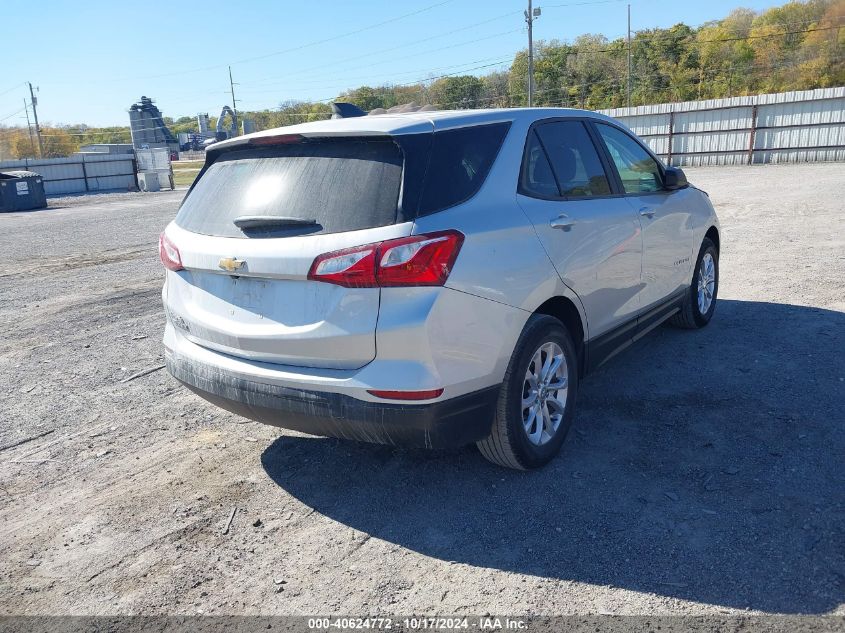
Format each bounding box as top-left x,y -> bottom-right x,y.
174,139 -> 403,238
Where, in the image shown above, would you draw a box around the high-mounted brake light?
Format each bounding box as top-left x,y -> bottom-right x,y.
307,230 -> 464,288
249,134 -> 305,146
159,232 -> 183,272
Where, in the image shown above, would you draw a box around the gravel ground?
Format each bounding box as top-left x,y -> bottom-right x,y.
0,163 -> 843,617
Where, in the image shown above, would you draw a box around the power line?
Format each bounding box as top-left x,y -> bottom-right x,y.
35,49 -> 840,130
5,14 -> 841,134
235,0 -> 629,92
272,58 -> 516,108
542,0 -> 628,8
231,0 -> 456,66
14,52 -> 841,136
238,29 -> 521,111
0,82 -> 26,100
245,27 -> 524,91
245,23 -> 843,111
239,54 -> 513,92
0,106 -> 27,122
255,16 -> 842,99
71,0 -> 456,84
237,55 -> 513,97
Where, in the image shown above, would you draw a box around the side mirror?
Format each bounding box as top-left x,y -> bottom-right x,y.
664,166 -> 688,190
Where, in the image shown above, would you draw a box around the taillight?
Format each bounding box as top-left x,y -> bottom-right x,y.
377,231 -> 464,286
307,244 -> 378,288
307,230 -> 464,288
159,232 -> 183,271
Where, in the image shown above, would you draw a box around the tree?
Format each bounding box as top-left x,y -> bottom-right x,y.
41,127 -> 77,157
793,0 -> 845,87
11,130 -> 38,157
428,76 -> 484,109
480,71 -> 510,107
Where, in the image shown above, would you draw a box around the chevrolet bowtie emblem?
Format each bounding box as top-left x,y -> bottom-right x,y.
219,257 -> 246,272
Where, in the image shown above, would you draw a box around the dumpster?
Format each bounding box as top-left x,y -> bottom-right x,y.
0,171 -> 47,212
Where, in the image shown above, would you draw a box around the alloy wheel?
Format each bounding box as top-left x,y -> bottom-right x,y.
697,252 -> 716,315
521,341 -> 569,446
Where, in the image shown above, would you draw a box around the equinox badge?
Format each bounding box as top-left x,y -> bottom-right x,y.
219,257 -> 246,272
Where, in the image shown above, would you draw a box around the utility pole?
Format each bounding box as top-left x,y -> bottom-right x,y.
28,82 -> 44,157
525,1 -> 540,107
23,99 -> 35,156
228,65 -> 239,136
627,4 -> 632,109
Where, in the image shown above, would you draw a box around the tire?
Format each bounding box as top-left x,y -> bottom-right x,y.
477,314 -> 579,470
670,237 -> 719,329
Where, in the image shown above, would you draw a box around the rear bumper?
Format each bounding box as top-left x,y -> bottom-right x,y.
166,350 -> 498,449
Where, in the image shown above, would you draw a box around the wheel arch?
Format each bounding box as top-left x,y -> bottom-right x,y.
533,295 -> 586,377
705,225 -> 720,253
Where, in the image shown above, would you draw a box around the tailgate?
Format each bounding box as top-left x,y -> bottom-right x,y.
161,133 -> 425,370
164,223 -> 413,370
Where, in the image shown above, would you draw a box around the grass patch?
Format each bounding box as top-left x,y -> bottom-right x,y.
171,160 -> 204,187
172,169 -> 201,187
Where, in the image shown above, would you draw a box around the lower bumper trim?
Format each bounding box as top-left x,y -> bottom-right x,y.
166,352 -> 499,449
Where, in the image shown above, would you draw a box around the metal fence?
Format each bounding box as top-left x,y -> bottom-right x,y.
0,153 -> 137,195
600,87 -> 845,166
177,150 -> 206,162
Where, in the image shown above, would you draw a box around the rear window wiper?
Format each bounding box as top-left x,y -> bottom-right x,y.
233,215 -> 318,230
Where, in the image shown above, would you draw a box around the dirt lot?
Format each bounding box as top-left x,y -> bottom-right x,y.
0,164 -> 843,617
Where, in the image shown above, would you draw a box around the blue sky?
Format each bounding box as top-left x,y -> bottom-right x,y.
0,0 -> 785,127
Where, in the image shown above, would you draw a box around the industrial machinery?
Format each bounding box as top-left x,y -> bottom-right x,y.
128,97 -> 179,153
215,106 -> 237,141
199,106 -> 239,148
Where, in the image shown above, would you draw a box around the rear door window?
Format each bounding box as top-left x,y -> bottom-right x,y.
534,121 -> 611,197
174,139 -> 403,238
520,130 -> 559,197
416,122 -> 510,215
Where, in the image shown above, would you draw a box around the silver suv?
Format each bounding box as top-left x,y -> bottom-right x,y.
160,108 -> 720,470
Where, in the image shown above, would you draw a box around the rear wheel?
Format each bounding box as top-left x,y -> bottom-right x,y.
670,237 -> 718,329
477,314 -> 579,470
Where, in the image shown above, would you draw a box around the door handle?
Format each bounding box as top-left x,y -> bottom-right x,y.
639,207 -> 655,218
550,214 -> 576,231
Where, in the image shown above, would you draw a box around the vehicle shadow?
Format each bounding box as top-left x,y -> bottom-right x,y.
260,299 -> 845,614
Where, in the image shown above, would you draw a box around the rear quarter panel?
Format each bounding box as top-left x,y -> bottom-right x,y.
407,117 -> 590,392
412,116 -> 589,336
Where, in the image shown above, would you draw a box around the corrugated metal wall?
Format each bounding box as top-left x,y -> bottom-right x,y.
135,148 -> 175,190
0,153 -> 137,195
600,87 -> 845,166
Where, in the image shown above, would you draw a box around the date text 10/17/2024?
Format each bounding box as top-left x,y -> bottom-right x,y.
307,617 -> 528,630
